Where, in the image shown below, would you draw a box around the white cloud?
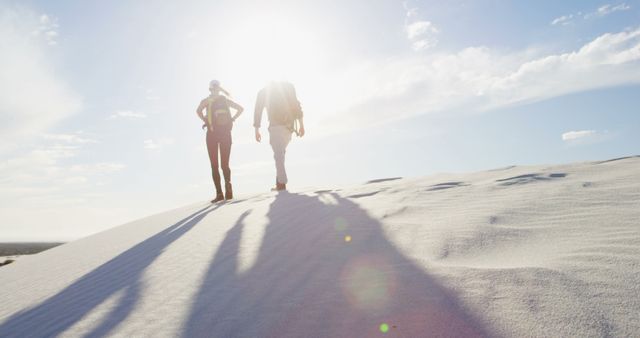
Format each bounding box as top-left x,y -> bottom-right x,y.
33,14 -> 60,46
0,128 -> 122,210
0,129 -> 126,240
406,21 -> 439,51
406,21 -> 436,40
0,131 -> 119,196
562,130 -> 596,141
144,138 -> 175,150
0,145 -> 124,202
0,7 -> 81,152
485,29 -> 640,105
404,6 -> 439,52
108,110 -> 147,120
552,3 -> 631,25
323,27 -> 640,131
594,3 -> 631,17
561,130 -> 609,145
551,14 -> 574,26
411,38 -> 436,51
406,8 -> 419,18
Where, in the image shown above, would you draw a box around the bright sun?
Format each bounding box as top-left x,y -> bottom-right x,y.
214,11 -> 326,93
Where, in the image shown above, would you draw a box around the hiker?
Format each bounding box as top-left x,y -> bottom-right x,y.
197,80 -> 244,202
254,81 -> 305,191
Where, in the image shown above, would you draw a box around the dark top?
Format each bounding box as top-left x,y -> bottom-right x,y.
206,95 -> 233,133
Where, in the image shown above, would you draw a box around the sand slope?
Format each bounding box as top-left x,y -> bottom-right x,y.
0,156 -> 639,337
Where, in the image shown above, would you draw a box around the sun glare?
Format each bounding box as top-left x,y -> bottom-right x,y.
214,11 -> 326,94
190,10 -> 348,124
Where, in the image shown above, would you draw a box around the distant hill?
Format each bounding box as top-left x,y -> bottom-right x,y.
0,242 -> 63,256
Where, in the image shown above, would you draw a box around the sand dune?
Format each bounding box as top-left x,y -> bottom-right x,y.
0,157 -> 639,337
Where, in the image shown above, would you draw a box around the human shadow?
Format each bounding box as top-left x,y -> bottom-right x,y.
184,193 -> 492,337
0,204 -> 219,338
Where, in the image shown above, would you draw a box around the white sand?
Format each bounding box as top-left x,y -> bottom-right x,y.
0,156 -> 639,337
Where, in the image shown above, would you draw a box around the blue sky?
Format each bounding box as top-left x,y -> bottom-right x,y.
1,0 -> 639,240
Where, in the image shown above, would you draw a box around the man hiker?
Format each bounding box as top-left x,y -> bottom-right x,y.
254,81 -> 305,191
197,80 -> 244,203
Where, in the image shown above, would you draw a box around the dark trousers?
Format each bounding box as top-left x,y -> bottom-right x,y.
206,131 -> 232,194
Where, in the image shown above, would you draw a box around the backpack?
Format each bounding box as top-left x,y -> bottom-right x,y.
207,95 -> 233,132
266,82 -> 303,134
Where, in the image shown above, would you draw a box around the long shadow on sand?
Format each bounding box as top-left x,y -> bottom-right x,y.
184,193 -> 492,337
0,204 -> 219,338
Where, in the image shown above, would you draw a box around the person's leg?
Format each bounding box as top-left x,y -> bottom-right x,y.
220,132 -> 233,199
269,125 -> 292,187
206,132 -> 223,199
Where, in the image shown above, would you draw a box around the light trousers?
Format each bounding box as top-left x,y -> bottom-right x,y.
269,125 -> 292,184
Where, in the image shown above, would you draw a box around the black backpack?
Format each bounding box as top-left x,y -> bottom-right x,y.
207,95 -> 233,132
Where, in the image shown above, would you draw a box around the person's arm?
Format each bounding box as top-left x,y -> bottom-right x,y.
253,90 -> 265,142
297,116 -> 305,137
196,99 -> 208,130
196,99 -> 207,122
226,98 -> 244,121
290,85 -> 305,137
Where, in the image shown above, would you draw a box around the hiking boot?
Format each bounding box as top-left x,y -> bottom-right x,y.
225,182 -> 233,200
211,193 -> 224,203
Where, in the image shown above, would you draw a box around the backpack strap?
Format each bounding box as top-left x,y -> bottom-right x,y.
206,97 -> 217,127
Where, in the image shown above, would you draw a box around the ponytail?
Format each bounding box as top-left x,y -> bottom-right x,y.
219,87 -> 231,98
209,79 -> 231,97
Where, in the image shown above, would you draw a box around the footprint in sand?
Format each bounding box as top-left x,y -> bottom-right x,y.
427,181 -> 468,191
347,190 -> 383,199
495,173 -> 567,186
366,177 -> 403,184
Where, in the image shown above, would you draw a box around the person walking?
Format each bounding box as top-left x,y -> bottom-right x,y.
197,80 -> 243,202
253,81 -> 305,191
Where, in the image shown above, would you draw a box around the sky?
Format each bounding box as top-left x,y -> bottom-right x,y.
1,0 -> 639,241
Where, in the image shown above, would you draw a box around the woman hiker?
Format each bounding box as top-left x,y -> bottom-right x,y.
196,80 -> 244,203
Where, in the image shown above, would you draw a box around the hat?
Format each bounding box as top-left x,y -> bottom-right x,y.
209,80 -> 220,88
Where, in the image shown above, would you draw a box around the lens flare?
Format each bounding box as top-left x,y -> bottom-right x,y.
340,256 -> 397,313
